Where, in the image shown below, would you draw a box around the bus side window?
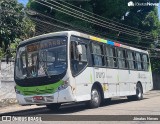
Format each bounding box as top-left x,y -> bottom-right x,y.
70,41 -> 88,76
127,51 -> 135,69
132,52 -> 136,69
141,54 -> 144,70
123,50 -> 128,68
117,48 -> 126,69
91,43 -> 104,66
142,54 -> 149,71
112,48 -> 117,67
106,46 -> 117,68
135,53 -> 142,70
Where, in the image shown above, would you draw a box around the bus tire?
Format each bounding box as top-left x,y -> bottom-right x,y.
87,86 -> 101,108
128,83 -> 143,101
135,83 -> 143,100
46,103 -> 61,111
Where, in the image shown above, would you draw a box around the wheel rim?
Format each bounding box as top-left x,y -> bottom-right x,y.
91,89 -> 99,104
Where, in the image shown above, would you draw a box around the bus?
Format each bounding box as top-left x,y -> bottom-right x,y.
14,31 -> 153,110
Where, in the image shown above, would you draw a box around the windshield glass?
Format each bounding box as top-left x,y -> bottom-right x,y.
15,37 -> 67,79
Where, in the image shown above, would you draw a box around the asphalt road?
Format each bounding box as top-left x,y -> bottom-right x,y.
0,90 -> 160,123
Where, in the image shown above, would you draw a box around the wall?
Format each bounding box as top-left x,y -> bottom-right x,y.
0,62 -> 16,100
152,72 -> 160,90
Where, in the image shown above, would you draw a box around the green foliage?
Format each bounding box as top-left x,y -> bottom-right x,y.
0,0 -> 24,49
92,0 -> 128,20
0,48 -> 5,60
0,0 -> 35,59
10,38 -> 21,58
142,8 -> 160,38
21,17 -> 36,39
54,0 -> 94,31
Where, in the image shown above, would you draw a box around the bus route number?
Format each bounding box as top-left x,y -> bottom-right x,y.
96,72 -> 105,78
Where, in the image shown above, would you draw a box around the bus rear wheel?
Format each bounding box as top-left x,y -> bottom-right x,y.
135,83 -> 143,100
87,87 -> 101,108
128,83 -> 143,101
46,103 -> 61,111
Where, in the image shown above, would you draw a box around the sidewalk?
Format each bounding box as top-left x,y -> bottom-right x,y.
0,81 -> 16,99
0,98 -> 17,108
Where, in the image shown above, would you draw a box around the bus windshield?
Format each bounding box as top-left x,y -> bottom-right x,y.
15,37 -> 67,79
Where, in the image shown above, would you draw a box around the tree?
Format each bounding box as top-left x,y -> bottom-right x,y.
0,0 -> 35,54
142,8 -> 160,39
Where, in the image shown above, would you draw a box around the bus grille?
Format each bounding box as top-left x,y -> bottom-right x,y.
23,89 -> 54,95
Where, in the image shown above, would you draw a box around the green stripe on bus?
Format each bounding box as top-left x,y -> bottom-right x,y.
149,64 -> 152,72
16,80 -> 64,96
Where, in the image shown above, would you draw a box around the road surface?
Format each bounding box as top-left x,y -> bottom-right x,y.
0,90 -> 160,123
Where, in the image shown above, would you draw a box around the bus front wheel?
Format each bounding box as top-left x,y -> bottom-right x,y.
87,87 -> 101,108
46,103 -> 61,111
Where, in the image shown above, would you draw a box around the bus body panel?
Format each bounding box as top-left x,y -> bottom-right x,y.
105,69 -> 119,97
118,70 -> 130,96
74,67 -> 93,102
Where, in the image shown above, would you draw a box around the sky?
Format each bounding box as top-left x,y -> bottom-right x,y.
18,0 -> 160,20
18,0 -> 28,6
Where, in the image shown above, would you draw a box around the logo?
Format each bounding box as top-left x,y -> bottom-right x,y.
36,88 -> 39,92
1,116 -> 42,121
128,1 -> 134,6
128,1 -> 159,7
2,116 -> 12,121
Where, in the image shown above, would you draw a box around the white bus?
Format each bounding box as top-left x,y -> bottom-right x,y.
14,31 -> 153,110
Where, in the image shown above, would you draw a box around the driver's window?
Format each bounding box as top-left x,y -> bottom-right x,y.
71,41 -> 88,76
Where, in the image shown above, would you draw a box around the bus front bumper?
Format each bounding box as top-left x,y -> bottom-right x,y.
16,86 -> 75,105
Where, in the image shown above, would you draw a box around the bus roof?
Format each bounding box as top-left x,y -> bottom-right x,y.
19,31 -> 148,54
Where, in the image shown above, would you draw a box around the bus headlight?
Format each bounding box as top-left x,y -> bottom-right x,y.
14,86 -> 21,94
57,80 -> 69,91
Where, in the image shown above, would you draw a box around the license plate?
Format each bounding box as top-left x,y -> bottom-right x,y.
33,96 -> 44,100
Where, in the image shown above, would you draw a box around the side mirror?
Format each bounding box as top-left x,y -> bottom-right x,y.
77,45 -> 83,55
